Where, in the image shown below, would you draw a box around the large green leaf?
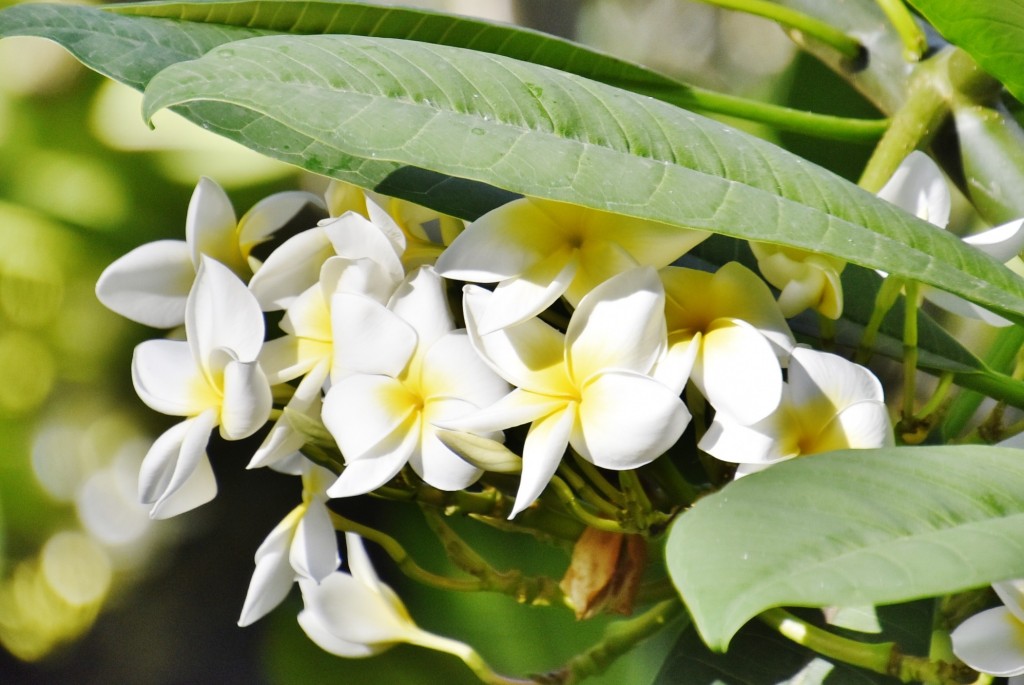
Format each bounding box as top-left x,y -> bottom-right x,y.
137,33 -> 1024,323
907,1 -> 1024,104
108,0 -> 884,142
667,445 -> 1024,651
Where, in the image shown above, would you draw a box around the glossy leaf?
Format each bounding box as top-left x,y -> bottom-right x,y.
667,445 -> 1024,651
139,34 -> 1024,322
109,0 -> 885,142
907,1 -> 1024,104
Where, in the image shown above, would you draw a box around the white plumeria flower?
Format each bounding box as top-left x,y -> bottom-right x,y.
878,150 -> 1024,327
238,461 -> 339,627
254,212 -> 405,386
951,579 -> 1024,678
435,197 -> 709,332
749,242 -> 845,319
97,176 -> 321,328
656,262 -> 795,424
132,256 -> 272,518
298,533 -> 470,659
321,266 -> 510,496
447,267 -> 690,517
700,347 -> 892,477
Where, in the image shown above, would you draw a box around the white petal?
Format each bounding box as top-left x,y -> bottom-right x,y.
249,227 -> 333,311
566,267 -> 666,382
387,266 -> 453,352
148,450 -> 217,520
280,282 -> 330,342
188,256 -> 265,366
291,499 -> 341,583
512,405 -> 575,518
653,332 -> 700,396
995,581 -> 1024,625
320,254 -> 399,305
322,375 -> 417,462
326,427 -> 416,498
951,606 -> 1024,677
237,190 -> 323,253
477,249 -> 578,333
298,571 -> 414,650
298,605 -> 382,658
565,238 -> 640,306
573,371 -> 688,469
330,293 -> 416,380
220,358 -> 272,440
413,404 -> 484,491
437,389 -> 566,435
132,339 -> 211,416
259,335 -> 325,385
345,532 -> 381,588
789,347 -> 884,414
696,319 -> 783,425
95,240 -> 193,328
965,219 -> 1024,263
435,197 -> 567,282
249,361 -> 329,469
923,286 -> 1013,327
238,511 -> 298,626
813,400 -> 893,452
323,212 -> 403,285
699,412 -> 795,464
138,410 -> 217,507
463,285 -> 572,394
186,177 -> 242,271
876,151 -> 950,227
419,331 -> 510,408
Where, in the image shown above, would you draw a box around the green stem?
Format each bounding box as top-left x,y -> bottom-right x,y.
856,276 -> 904,364
404,632 -> 535,685
639,455 -> 699,506
942,326 -> 1024,440
916,372 -> 953,421
874,0 -> 927,61
330,513 -> 483,592
546,599 -> 686,684
570,452 -> 626,506
420,507 -> 565,607
688,0 -> 863,61
902,280 -> 920,420
557,464 -> 621,518
549,476 -> 624,533
761,609 -> 974,684
673,87 -> 888,142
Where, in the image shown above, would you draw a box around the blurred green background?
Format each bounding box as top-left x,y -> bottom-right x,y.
0,1 -> 878,683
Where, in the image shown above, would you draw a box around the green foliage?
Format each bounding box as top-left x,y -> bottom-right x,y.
667,445 -> 1024,651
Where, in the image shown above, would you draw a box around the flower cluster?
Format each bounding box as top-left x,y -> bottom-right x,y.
96,176 -> 893,666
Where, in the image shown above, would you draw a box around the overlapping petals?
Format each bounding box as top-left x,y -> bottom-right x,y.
750,242 -> 845,319
436,197 -> 709,331
657,262 -> 795,424
700,347 -> 891,476
322,266 -> 509,497
448,267 -> 689,516
238,461 -> 339,627
132,256 -> 272,517
951,579 -> 1024,678
97,176 -> 320,328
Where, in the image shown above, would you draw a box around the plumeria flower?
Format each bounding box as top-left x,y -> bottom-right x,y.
238,461 -> 339,627
321,266 -> 510,496
657,262 -> 795,424
97,176 -> 322,328
298,533 -> 474,660
254,212 -> 406,383
699,346 -> 892,477
877,150 -> 1024,326
131,256 -> 272,518
436,197 -> 709,332
951,579 -> 1024,679
749,242 -> 845,319
446,267 -> 689,517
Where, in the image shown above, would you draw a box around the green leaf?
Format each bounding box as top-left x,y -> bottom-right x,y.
906,1 -> 1024,104
138,34 -> 1024,322
108,0 -> 885,143
666,445 -> 1024,651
